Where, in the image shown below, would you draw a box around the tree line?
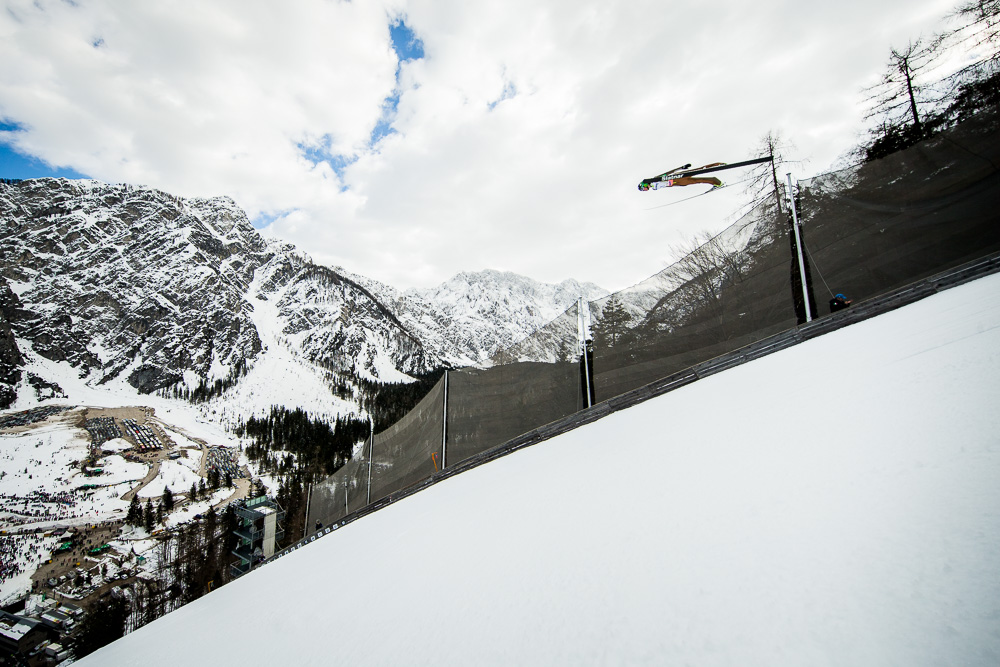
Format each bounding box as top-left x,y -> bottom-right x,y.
73,505 -> 240,659
237,406 -> 369,476
860,0 -> 999,161
235,406 -> 372,542
157,358 -> 250,403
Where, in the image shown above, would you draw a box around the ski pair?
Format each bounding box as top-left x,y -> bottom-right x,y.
638,162 -> 726,191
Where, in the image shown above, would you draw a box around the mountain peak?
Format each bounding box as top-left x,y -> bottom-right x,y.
2,177 -> 604,417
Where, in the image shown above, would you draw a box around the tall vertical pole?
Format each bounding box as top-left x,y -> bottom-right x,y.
578,297 -> 592,409
303,483 -> 312,539
441,370 -> 449,469
366,415 -> 373,506
786,173 -> 812,323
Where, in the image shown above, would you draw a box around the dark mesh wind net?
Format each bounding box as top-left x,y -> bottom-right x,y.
345,439 -> 372,513
445,303 -> 583,466
591,112 -> 999,404
307,461 -> 347,529
590,202 -> 797,402
307,111 -> 999,533
370,377 -> 446,502
797,113 -> 1000,307
306,438 -> 372,530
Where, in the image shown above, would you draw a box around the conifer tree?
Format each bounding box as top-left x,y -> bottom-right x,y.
127,495 -> 142,526
143,499 -> 154,532
592,295 -> 631,348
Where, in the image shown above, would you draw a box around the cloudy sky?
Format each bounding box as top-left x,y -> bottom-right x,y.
0,0 -> 967,292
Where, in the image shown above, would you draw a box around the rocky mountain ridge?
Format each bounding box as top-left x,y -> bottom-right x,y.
0,178 -> 604,416
344,267 -> 606,366
0,179 -> 433,410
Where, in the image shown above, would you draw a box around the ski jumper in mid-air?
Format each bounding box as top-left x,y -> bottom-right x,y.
638,163 -> 724,191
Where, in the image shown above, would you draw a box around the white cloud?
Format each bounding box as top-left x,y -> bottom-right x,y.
0,0 -> 963,291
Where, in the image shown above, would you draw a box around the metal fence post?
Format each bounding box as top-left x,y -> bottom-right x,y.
303,483 -> 312,539
367,415 -> 373,506
441,370 -> 449,468
787,172 -> 813,323
578,297 -> 593,408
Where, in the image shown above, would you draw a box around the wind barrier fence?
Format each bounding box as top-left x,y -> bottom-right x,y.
307,111 -> 1000,533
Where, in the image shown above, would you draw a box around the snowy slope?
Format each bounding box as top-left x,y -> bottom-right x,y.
81,272 -> 1000,666
193,259 -> 384,429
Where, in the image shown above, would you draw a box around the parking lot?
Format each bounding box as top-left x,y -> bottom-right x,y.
206,446 -> 243,480
0,405 -> 71,431
83,417 -> 121,445
121,418 -> 162,453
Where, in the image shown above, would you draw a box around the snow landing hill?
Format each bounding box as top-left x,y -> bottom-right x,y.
0,178 -> 605,420
80,264 -> 1000,667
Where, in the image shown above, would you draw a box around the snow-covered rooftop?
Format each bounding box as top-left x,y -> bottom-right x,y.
0,612 -> 38,640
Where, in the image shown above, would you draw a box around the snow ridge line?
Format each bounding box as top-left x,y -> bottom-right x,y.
263,251 -> 1000,567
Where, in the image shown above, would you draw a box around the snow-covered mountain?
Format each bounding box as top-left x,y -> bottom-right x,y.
0,179 -> 428,408
347,268 -> 607,366
0,178 -> 604,418
1,179 -> 267,400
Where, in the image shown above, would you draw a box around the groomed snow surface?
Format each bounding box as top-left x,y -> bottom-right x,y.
84,274 -> 1000,666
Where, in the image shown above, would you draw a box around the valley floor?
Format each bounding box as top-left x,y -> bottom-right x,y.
0,404 -> 250,609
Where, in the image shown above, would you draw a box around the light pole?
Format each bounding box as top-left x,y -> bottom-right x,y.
786,172 -> 812,323
367,415 -> 373,505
